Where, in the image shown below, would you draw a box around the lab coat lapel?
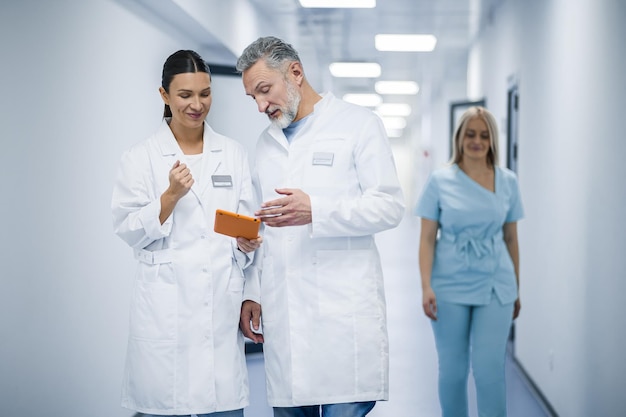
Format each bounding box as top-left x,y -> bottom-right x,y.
198,123 -> 223,199
155,120 -> 214,204
264,93 -> 333,148
267,124 -> 290,151
156,119 -> 184,169
289,93 -> 331,143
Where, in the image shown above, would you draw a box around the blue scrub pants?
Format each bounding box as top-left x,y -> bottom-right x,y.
273,401 -> 376,417
431,294 -> 514,417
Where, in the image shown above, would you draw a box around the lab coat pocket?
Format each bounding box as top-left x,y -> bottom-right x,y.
304,138 -> 349,187
227,263 -> 245,315
229,267 -> 245,291
124,337 -> 175,410
208,170 -> 237,206
259,256 -> 276,322
315,249 -> 378,317
130,278 -> 177,341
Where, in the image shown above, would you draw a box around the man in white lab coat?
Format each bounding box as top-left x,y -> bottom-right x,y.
236,36 -> 405,417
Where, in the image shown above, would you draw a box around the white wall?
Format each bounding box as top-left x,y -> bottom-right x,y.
0,1 -> 251,415
466,0 -> 626,415
410,79 -> 468,211
205,74 -> 269,166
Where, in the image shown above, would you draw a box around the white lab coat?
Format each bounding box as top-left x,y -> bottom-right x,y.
247,93 -> 405,407
111,120 -> 256,415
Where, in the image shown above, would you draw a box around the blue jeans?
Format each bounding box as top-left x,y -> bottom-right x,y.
273,401 -> 376,417
431,295 -> 514,417
142,409 -> 244,417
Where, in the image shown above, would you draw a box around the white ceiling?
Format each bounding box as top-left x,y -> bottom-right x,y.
131,0 -> 503,131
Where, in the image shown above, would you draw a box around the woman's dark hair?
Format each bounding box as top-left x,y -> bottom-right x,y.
161,50 -> 211,118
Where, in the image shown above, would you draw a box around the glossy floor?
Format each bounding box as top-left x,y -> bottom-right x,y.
245,215 -> 552,417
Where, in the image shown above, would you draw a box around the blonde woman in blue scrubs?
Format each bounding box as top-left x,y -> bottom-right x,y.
416,106 -> 523,417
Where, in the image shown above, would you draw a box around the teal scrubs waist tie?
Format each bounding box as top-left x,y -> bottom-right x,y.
439,231 -> 502,273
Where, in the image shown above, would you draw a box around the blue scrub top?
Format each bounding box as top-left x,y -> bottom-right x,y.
416,164 -> 524,305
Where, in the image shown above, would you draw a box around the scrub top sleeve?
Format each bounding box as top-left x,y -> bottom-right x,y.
505,174 -> 524,223
415,174 -> 440,221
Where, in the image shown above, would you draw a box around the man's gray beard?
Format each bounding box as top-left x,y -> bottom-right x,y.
270,82 -> 301,129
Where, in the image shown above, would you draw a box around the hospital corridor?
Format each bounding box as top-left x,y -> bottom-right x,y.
1,1 -> 625,417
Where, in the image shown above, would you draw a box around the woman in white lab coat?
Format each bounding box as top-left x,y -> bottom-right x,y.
111,50 -> 261,417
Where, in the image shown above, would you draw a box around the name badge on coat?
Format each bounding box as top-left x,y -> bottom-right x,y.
211,175 -> 233,187
312,152 -> 334,166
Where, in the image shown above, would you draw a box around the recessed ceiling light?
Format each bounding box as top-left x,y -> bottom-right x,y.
377,103 -> 412,117
378,116 -> 407,130
299,0 -> 375,8
386,128 -> 404,138
343,94 -> 383,107
329,62 -> 381,78
375,34 -> 437,52
375,81 -> 419,95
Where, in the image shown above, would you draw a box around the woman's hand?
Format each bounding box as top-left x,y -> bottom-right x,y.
166,160 -> 194,200
513,298 -> 521,320
237,235 -> 263,253
422,286 -> 438,321
160,160 -> 193,224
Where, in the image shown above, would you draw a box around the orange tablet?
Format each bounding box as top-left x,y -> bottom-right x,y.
214,209 -> 261,240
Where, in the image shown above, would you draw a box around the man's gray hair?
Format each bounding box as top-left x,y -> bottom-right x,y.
236,36 -> 301,73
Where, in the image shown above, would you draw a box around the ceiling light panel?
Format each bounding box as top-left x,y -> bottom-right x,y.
375,81 -> 419,95
343,94 -> 383,107
375,34 -> 437,52
378,116 -> 407,130
329,62 -> 381,78
386,128 -> 404,138
299,0 -> 375,8
377,103 -> 412,117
